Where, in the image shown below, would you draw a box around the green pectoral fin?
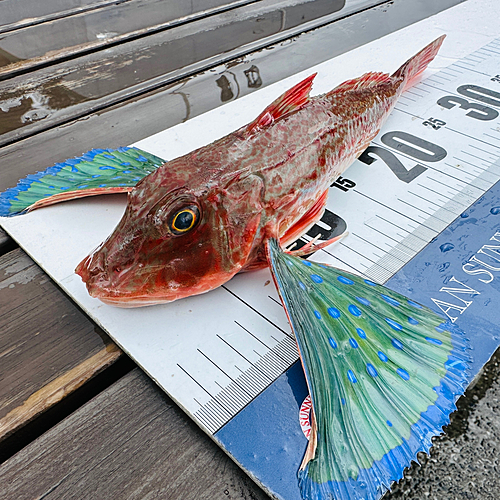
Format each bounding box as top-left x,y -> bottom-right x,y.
266,239 -> 470,500
0,147 -> 165,217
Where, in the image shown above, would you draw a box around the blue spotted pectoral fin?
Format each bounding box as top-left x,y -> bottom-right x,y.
0,147 -> 165,217
265,238 -> 470,500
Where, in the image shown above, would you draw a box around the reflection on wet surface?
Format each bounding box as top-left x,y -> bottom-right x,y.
386,346 -> 500,498
244,65 -> 263,88
0,48 -> 22,68
0,0 -> 120,32
0,0 -> 344,143
0,0 -> 260,68
0,80 -> 86,135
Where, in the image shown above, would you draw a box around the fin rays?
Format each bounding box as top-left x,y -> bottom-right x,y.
266,238 -> 470,500
0,147 -> 165,217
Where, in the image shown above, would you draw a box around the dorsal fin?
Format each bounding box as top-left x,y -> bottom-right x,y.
247,73 -> 316,134
328,71 -> 391,95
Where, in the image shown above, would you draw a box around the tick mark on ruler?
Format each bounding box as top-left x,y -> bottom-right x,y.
235,321 -> 273,350
414,84 -> 430,93
222,285 -> 292,338
453,64 -> 489,76
404,90 -> 424,98
484,133 -> 500,143
397,198 -> 448,223
268,295 -> 283,307
480,47 -> 500,56
465,55 -> 483,61
469,143 -> 499,157
339,241 -> 379,266
364,223 -> 417,254
418,182 -> 455,199
453,156 -> 485,170
216,334 -> 262,369
376,213 -> 417,232
177,363 -> 230,417
461,149 -> 496,163
431,74 -> 452,82
351,232 -> 392,257
354,190 -> 436,231
408,190 -> 448,208
197,348 -> 254,400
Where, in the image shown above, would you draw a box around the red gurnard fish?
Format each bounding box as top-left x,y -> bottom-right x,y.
0,36 -> 472,500
0,37 -> 444,307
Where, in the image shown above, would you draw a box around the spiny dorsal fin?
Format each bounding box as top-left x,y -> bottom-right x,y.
329,71 -> 392,95
247,73 -> 316,134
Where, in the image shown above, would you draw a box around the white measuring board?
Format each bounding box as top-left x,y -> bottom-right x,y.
2,1 -> 500,497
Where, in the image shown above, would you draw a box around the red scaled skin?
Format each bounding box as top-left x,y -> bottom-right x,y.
76,87 -> 398,307
75,37 -> 444,307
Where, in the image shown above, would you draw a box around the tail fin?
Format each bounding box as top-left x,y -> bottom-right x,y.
266,238 -> 470,500
0,147 -> 165,217
392,35 -> 446,90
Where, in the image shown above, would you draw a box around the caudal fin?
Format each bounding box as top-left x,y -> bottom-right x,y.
392,35 -> 446,90
266,238 -> 470,500
0,147 -> 165,217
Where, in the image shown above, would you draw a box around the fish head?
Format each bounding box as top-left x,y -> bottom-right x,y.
75,162 -> 263,307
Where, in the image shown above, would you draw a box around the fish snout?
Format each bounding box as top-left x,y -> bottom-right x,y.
75,249 -> 111,296
75,244 -> 139,299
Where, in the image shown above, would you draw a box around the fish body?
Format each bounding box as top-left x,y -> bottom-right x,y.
76,37 -> 444,307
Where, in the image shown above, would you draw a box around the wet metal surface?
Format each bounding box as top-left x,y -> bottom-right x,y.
0,0 -> 122,33
0,0 -> 258,73
0,0 -> 465,165
0,0 -> 348,144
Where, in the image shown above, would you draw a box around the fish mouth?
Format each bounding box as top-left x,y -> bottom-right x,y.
75,253 -> 191,307
75,253 -> 137,304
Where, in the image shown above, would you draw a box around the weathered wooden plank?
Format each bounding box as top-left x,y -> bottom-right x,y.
4,333 -> 498,499
0,248 -> 123,442
0,0 -> 466,193
0,0 -> 348,144
0,368 -> 270,500
0,0 -> 257,72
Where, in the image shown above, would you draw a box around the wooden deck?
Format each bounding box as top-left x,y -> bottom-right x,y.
3,0 -> 496,498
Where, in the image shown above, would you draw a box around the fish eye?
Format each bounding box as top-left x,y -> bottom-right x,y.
168,205 -> 200,235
